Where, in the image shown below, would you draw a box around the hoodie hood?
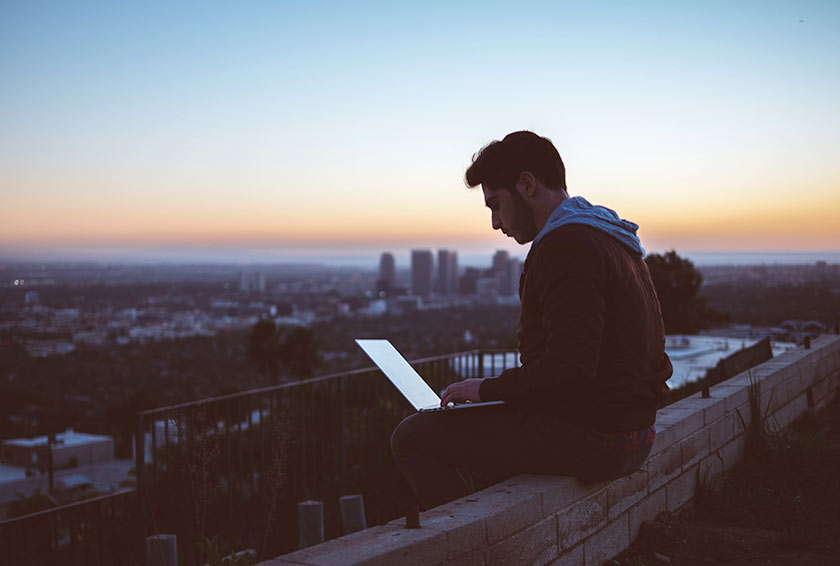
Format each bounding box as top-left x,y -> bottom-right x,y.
531,196 -> 645,256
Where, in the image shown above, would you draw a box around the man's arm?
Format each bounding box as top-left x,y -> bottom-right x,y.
479,230 -> 607,410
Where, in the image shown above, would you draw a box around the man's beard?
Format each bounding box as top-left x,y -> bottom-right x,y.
510,190 -> 539,243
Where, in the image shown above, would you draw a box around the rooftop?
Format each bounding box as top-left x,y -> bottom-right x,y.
2,428 -> 111,449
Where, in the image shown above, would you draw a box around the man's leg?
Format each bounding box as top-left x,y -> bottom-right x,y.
392,407 -> 652,509
391,406 -> 592,509
391,407 -> 520,509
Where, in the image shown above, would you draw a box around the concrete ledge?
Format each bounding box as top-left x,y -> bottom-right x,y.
262,335 -> 840,566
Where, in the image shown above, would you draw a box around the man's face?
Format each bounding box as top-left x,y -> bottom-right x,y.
481,185 -> 539,244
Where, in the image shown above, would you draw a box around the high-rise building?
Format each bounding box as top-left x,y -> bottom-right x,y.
507,258 -> 523,296
493,250 -> 515,296
239,270 -> 266,294
459,267 -> 480,295
492,250 -> 510,275
437,249 -> 458,295
377,252 -> 396,294
411,250 -> 434,297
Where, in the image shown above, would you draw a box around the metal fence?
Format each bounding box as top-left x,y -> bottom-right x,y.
0,489 -> 140,566
135,348 -> 519,564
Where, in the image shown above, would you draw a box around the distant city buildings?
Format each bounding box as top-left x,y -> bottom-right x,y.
2,255 -> 528,358
377,252 -> 396,294
492,250 -> 510,275
437,249 -> 458,296
411,250 -> 434,297
492,250 -> 522,296
459,267 -> 480,295
2,258 -> 837,359
403,248 -> 522,300
509,259 -> 523,295
698,262 -> 840,286
239,270 -> 266,294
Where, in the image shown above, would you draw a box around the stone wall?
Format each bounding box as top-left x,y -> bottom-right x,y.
263,335 -> 840,566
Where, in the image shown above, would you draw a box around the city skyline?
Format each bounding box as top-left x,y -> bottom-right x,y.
2,1 -> 839,261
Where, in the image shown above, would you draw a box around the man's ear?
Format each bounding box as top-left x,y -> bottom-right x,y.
516,171 -> 537,197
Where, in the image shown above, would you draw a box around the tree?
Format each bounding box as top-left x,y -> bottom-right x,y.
246,321 -> 321,382
278,325 -> 321,380
246,320 -> 281,381
645,250 -> 709,334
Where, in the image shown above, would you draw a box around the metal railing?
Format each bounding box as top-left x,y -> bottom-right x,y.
135,348 -> 519,564
0,489 -> 140,566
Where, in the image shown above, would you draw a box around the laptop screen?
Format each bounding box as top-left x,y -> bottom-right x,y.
355,339 -> 441,410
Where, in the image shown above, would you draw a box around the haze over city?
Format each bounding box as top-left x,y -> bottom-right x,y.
2,1 -> 839,265
3,4 -> 840,561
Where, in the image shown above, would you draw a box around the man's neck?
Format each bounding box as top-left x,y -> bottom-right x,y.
532,189 -> 570,233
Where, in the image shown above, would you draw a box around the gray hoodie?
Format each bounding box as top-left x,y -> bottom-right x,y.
531,196 -> 645,257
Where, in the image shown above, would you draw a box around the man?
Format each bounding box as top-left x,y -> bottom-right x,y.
391,130 -> 672,510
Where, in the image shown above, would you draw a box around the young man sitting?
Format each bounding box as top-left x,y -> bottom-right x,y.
391,130 -> 672,509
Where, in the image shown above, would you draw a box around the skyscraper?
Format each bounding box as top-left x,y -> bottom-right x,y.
411,250 -> 434,297
239,270 -> 266,294
437,249 -> 458,296
377,252 -> 396,294
492,250 -> 510,275
459,267 -> 480,295
507,258 -> 523,297
493,250 -> 514,296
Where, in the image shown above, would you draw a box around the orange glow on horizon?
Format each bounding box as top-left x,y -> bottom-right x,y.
3,215 -> 838,253
2,180 -> 838,253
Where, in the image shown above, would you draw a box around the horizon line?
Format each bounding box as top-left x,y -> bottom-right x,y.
2,249 -> 840,269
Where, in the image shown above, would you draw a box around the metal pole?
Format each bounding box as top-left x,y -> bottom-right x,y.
136,414 -> 147,558
339,376 -> 347,497
46,435 -> 55,493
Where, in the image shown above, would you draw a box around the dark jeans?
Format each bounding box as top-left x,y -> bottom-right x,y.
391,405 -> 651,510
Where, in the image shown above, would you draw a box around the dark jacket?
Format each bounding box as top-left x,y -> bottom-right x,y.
479,224 -> 672,432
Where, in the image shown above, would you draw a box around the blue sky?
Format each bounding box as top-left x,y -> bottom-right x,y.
1,1 -> 839,263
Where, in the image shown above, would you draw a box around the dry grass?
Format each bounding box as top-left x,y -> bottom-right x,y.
613,391 -> 840,566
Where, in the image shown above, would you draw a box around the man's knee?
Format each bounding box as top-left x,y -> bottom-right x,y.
391,413 -> 422,456
391,412 -> 442,457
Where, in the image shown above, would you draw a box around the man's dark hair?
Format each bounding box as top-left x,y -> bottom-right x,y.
465,130 -> 566,191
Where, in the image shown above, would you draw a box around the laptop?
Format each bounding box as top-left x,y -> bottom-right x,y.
355,339 -> 505,412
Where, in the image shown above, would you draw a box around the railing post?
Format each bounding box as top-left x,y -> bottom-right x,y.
136,413 -> 147,557
298,500 -> 324,549
46,435 -> 55,493
339,376 -> 347,496
478,350 -> 485,378
339,494 -> 366,535
701,377 -> 711,398
146,533 -> 177,566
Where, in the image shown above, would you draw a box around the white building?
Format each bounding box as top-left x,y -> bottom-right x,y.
1,429 -> 114,470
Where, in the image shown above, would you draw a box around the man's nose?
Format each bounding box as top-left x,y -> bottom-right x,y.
491,213 -> 501,231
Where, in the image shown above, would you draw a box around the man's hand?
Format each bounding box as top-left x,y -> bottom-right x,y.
440,378 -> 484,406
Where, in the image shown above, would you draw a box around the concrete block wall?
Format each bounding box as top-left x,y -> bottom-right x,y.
263,335 -> 840,566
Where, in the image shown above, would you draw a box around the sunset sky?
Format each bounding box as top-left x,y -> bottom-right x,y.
1,1 -> 839,264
